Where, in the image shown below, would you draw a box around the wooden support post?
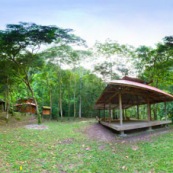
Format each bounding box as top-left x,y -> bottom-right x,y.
147,100 -> 151,121
111,109 -> 113,119
153,104 -> 157,120
137,105 -> 139,119
104,104 -> 105,119
109,103 -> 111,118
164,102 -> 167,121
124,109 -> 126,119
97,109 -> 101,123
119,93 -> 123,126
119,130 -> 127,137
143,106 -> 146,120
148,126 -> 153,131
147,101 -> 154,132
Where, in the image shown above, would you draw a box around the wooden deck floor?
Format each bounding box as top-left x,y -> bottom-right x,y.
100,120 -> 172,131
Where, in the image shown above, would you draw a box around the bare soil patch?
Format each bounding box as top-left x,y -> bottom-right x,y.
84,122 -> 173,143
84,123 -> 116,142
0,114 -> 37,129
25,124 -> 48,130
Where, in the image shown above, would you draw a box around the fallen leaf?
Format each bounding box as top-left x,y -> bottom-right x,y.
132,145 -> 139,151
122,166 -> 126,170
85,147 -> 91,151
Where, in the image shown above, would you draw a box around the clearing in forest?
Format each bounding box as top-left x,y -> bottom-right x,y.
0,119 -> 172,172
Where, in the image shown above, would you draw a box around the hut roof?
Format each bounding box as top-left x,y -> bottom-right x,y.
95,79 -> 173,109
42,106 -> 51,109
15,103 -> 36,107
17,98 -> 35,104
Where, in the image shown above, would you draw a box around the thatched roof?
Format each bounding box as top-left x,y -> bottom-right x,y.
95,79 -> 173,110
17,98 -> 35,103
42,106 -> 51,109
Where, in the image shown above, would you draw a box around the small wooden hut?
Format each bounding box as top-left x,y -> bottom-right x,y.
0,99 -> 5,112
15,98 -> 36,114
95,76 -> 173,136
42,106 -> 51,115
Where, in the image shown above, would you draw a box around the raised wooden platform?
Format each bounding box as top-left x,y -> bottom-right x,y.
100,120 -> 172,131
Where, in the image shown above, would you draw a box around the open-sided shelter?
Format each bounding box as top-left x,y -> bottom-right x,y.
95,77 -> 173,136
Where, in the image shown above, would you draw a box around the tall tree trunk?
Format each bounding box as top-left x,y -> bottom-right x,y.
79,94 -> 81,118
68,101 -> 71,120
79,76 -> 82,118
46,76 -> 52,120
73,77 -> 76,118
25,77 -> 41,124
68,75 -> 72,119
58,61 -> 63,118
73,91 -> 76,117
49,89 -> 52,119
6,77 -> 9,121
59,85 -> 63,118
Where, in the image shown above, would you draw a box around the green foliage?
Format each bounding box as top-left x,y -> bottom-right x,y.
32,64 -> 104,119
0,22 -> 84,54
94,40 -> 135,80
0,22 -> 86,123
1,22 -> 173,123
131,36 -> 173,119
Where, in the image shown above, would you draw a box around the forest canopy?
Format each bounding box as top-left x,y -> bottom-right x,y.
1,22 -> 173,123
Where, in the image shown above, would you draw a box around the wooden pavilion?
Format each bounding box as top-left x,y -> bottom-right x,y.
94,76 -> 173,136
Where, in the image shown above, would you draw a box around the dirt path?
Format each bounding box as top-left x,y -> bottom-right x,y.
84,123 -> 116,142
84,122 -> 173,143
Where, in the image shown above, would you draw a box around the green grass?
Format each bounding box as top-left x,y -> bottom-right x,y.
0,120 -> 173,172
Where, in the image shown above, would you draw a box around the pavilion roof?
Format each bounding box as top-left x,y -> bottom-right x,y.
94,79 -> 173,110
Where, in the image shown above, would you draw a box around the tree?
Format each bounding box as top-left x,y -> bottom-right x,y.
68,50 -> 92,118
0,59 -> 18,119
41,45 -> 75,118
42,45 -> 91,118
133,36 -> 173,120
94,40 -> 135,80
0,22 -> 84,124
134,40 -> 173,87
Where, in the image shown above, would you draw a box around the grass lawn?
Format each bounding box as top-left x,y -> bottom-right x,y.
0,119 -> 173,172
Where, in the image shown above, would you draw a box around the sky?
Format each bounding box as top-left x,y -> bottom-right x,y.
1,0 -> 173,48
